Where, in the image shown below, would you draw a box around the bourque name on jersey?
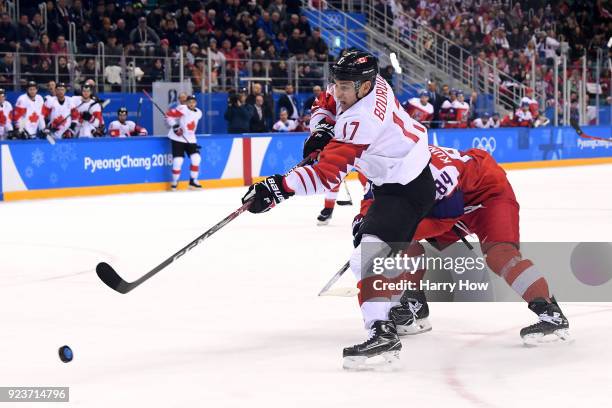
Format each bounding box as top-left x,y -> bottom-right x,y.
373,76 -> 389,121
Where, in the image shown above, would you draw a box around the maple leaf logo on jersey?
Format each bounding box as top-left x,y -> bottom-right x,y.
187,121 -> 196,131
28,112 -> 40,123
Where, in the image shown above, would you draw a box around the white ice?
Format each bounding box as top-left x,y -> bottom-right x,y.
1,164 -> 612,407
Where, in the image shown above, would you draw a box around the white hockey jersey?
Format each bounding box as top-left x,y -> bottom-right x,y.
108,120 -> 147,137
515,109 -> 533,126
13,94 -> 45,137
286,74 -> 430,194
165,104 -> 202,144
451,100 -> 470,125
486,117 -> 500,128
405,98 -> 434,124
0,100 -> 13,139
72,96 -> 102,137
272,119 -> 297,132
42,96 -> 77,139
472,117 -> 488,129
520,96 -> 539,117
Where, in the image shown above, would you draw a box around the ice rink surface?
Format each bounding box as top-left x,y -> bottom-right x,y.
1,164 -> 612,407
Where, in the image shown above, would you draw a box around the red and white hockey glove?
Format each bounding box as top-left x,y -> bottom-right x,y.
241,175 -> 294,214
172,124 -> 184,136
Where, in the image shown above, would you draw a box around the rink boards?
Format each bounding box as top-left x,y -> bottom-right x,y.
1,126 -> 611,201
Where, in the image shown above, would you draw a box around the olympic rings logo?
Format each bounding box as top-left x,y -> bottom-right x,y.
472,136 -> 497,153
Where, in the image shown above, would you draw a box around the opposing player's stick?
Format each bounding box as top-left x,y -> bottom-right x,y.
135,96 -> 143,127
570,118 -> 612,143
318,261 -> 359,296
96,155 -> 316,294
336,180 -> 353,206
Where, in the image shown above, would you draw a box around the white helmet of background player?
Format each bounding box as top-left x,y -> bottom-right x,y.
331,49 -> 378,110
117,107 -> 128,123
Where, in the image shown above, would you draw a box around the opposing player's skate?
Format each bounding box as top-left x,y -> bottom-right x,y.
343,320 -> 401,370
317,208 -> 333,225
520,297 -> 570,345
170,181 -> 178,191
389,289 -> 432,335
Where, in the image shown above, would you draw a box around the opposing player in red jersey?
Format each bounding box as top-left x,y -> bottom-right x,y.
353,145 -> 570,344
403,90 -> 434,127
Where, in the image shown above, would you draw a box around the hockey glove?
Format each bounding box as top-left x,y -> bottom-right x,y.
352,213 -> 364,247
172,124 -> 184,136
62,128 -> 74,139
81,111 -> 92,121
302,120 -> 334,158
241,174 -> 293,214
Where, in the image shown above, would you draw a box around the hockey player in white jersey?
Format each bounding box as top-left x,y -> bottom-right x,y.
108,107 -> 148,137
165,95 -> 203,190
41,82 -> 78,140
0,88 -> 13,140
241,50 -> 436,369
13,81 -> 45,139
73,84 -> 103,137
452,90 -> 470,128
404,90 -> 434,126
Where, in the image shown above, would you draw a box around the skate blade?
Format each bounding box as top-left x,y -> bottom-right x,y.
342,350 -> 401,372
397,318 -> 432,336
522,328 -> 573,347
317,219 -> 330,226
188,185 -> 203,190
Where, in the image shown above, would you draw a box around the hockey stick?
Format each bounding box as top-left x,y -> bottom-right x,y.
318,261 -> 356,296
96,155 -> 315,294
336,180 -> 353,206
96,199 -> 254,294
570,118 -> 612,143
135,96 -> 143,127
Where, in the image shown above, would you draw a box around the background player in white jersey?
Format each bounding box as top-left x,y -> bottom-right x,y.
487,111 -> 501,128
472,112 -> 490,128
452,90 -> 470,128
165,95 -> 203,190
108,107 -> 148,137
41,82 -> 78,140
404,90 -> 434,126
12,81 -> 45,139
515,101 -> 534,127
0,88 -> 13,140
73,84 -> 103,137
241,50 -> 436,369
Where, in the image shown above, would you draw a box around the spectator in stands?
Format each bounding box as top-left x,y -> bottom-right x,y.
277,84 -> 300,120
271,60 -> 288,88
268,0 -> 287,22
51,34 -> 69,57
0,52 -> 14,86
77,21 -> 99,55
305,28 -> 329,61
33,59 -> 54,84
0,12 -> 18,52
288,28 -> 305,56
257,12 -> 275,39
17,15 -> 37,52
130,16 -> 160,55
303,85 -> 322,113
249,94 -> 269,132
273,108 -> 297,132
105,33 -> 124,67
144,58 -> 166,85
35,34 -> 53,66
57,56 -> 70,84
274,32 -> 289,58
114,19 -> 130,46
425,80 -> 443,127
224,90 -> 252,134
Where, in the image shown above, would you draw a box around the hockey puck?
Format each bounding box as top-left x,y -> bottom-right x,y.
58,345 -> 73,363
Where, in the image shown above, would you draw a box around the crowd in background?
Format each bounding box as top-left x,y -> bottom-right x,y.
0,0 -> 331,91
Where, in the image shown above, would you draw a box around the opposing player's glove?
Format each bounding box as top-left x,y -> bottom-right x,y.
81,111 -> 92,121
42,128 -> 52,137
241,174 -> 293,214
302,120 -> 334,158
172,124 -> 184,136
352,213 -> 364,247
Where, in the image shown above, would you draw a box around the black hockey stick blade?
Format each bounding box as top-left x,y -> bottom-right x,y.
96,262 -> 133,294
336,200 -> 353,206
569,118 -> 583,135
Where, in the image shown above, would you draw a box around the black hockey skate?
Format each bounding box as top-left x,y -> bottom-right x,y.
520,297 -> 570,345
389,290 -> 432,336
170,182 -> 178,191
189,178 -> 203,190
343,320 -> 401,370
317,207 -> 333,225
